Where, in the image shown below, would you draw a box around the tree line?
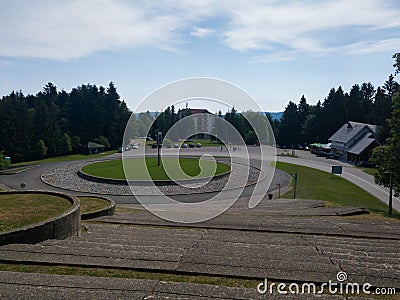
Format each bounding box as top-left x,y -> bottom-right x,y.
148,106 -> 194,140
273,75 -> 399,147
0,82 -> 131,163
144,106 -> 267,145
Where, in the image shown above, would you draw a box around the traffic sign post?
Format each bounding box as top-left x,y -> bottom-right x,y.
157,131 -> 162,166
331,166 -> 343,176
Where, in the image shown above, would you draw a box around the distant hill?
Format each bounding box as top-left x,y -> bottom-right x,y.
266,112 -> 283,121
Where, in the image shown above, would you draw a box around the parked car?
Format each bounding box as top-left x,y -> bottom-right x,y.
196,143 -> 202,148
315,151 -> 327,157
173,144 -> 179,148
189,143 -> 195,148
118,147 -> 123,153
325,152 -> 339,159
132,143 -> 139,149
181,143 -> 188,148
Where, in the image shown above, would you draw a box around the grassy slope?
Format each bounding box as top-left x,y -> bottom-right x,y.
81,157 -> 230,181
0,194 -> 71,232
276,162 -> 399,218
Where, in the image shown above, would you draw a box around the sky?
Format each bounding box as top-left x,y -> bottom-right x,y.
0,0 -> 399,112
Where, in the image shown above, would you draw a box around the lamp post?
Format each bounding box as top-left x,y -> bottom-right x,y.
276,183 -> 281,198
157,131 -> 162,166
292,172 -> 298,199
386,171 -> 394,215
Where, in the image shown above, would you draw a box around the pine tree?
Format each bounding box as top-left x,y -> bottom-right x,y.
297,95 -> 309,144
347,84 -> 363,122
59,133 -> 72,155
34,139 -> 48,159
278,101 -> 300,147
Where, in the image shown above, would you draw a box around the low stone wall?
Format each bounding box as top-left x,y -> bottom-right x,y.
80,196 -> 115,220
0,191 -> 80,246
77,169 -> 128,185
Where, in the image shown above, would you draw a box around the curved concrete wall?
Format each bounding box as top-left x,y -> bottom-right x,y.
0,191 -> 80,246
80,196 -> 115,220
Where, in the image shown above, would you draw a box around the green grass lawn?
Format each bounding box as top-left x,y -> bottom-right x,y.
11,150 -> 117,167
0,166 -> 34,175
0,193 -> 71,232
276,162 -> 399,218
188,139 -> 221,147
359,167 -> 377,176
78,196 -> 110,214
81,157 -> 230,181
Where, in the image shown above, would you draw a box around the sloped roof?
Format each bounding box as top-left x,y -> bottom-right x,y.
190,109 -> 211,114
87,141 -> 105,148
348,137 -> 379,155
349,121 -> 378,134
329,121 -> 376,143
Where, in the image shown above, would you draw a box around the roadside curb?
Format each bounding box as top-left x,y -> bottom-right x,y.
80,195 -> 115,220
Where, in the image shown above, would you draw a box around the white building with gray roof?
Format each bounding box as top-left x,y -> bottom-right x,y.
329,121 -> 380,163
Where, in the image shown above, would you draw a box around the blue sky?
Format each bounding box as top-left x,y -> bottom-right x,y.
0,0 -> 399,112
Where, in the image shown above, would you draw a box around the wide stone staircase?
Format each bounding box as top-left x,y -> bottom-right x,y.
0,222 -> 399,289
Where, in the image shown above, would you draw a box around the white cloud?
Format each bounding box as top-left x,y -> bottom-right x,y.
0,0 -> 399,61
0,0 -> 185,59
339,38 -> 400,55
190,26 -> 215,37
223,0 -> 400,53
